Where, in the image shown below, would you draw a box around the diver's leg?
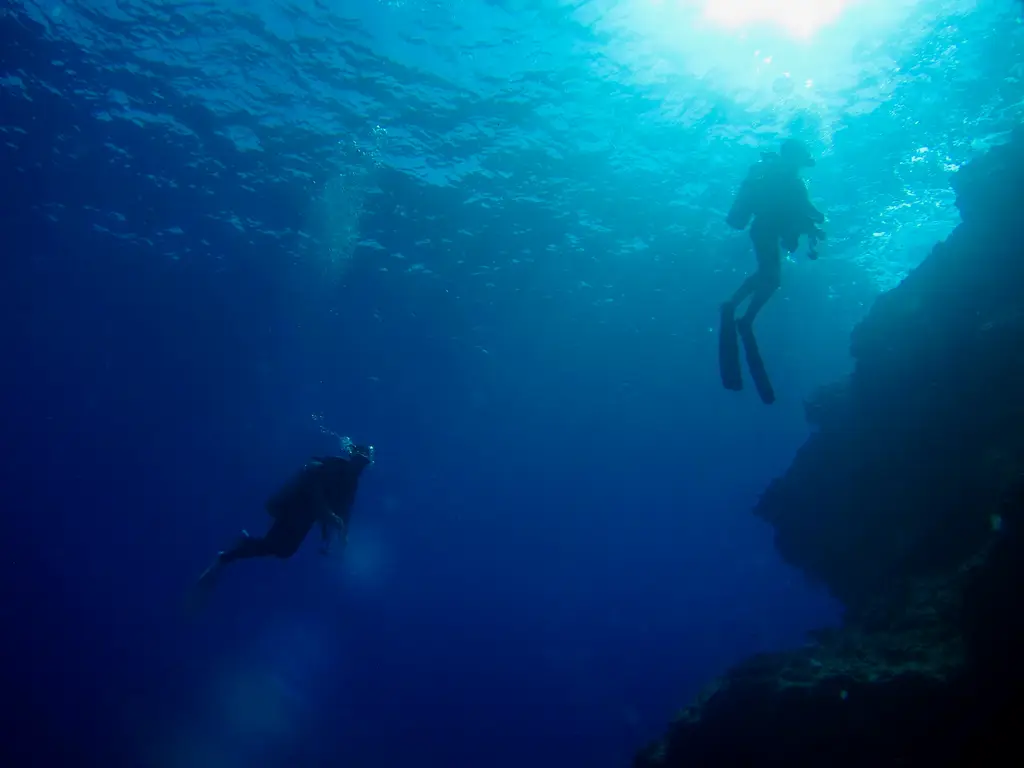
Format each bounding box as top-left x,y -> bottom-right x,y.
725,225 -> 775,313
193,522 -> 306,597
724,273 -> 759,314
197,514 -> 314,589
218,517 -> 311,563
256,516 -> 313,559
738,234 -> 781,329
737,276 -> 779,329
217,530 -> 277,564
196,525 -> 293,589
193,530 -> 267,596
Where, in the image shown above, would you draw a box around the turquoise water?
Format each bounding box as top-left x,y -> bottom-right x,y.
13,0 -> 1021,291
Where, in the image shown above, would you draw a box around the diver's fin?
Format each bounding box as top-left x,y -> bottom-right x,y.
196,563 -> 219,589
737,322 -> 776,405
185,555 -> 225,616
719,304 -> 743,392
197,558 -> 223,590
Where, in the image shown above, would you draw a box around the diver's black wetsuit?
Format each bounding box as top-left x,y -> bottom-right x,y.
725,150 -> 824,326
217,454 -> 368,565
719,141 -> 824,404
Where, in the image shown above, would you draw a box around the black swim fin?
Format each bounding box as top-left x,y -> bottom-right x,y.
737,322 -> 775,405
184,559 -> 222,616
196,559 -> 223,590
719,304 -> 743,392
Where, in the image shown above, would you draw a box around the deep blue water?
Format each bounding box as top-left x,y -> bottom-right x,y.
2,1 -> 1022,766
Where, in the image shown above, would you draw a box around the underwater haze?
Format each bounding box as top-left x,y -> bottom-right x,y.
1,1 -> 1022,766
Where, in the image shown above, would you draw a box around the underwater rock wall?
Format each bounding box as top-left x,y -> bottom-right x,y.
759,126 -> 1024,611
636,127 -> 1024,767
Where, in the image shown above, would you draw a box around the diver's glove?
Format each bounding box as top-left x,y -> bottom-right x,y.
319,513 -> 347,555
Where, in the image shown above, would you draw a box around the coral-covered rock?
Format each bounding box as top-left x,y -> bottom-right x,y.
635,565 -> 968,767
637,480 -> 1024,768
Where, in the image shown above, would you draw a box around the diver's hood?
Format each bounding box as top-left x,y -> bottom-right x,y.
779,139 -> 815,167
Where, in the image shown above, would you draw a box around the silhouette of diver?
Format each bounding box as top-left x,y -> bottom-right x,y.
720,139 -> 825,404
194,441 -> 374,595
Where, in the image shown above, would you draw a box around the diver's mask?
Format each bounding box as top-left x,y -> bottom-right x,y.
350,443 -> 375,466
338,436 -> 374,466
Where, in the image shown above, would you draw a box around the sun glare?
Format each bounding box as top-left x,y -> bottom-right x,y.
696,0 -> 854,39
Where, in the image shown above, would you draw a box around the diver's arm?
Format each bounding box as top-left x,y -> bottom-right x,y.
796,180 -> 825,224
315,461 -> 358,553
786,175 -> 822,224
799,205 -> 826,241
317,506 -> 347,554
320,512 -> 346,538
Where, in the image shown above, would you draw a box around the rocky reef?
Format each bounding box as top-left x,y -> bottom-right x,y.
637,128 -> 1024,767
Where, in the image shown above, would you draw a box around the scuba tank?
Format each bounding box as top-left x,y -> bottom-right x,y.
725,153 -> 778,231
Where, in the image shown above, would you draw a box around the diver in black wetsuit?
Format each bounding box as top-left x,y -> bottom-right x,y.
719,139 -> 826,403
724,138 -> 825,328
194,442 -> 374,593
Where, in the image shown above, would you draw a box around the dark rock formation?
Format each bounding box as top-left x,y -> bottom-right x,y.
637,128 -> 1024,767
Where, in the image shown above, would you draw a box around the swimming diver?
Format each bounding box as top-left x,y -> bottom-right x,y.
719,138 -> 826,404
194,441 -> 375,593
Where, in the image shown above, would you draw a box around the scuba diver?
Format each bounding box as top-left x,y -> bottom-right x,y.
720,138 -> 826,404
193,440 -> 375,595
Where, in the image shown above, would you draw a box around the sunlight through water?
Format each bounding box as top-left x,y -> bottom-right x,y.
588,0 -> 952,111
570,0 -> 1007,286
14,0 -> 1024,292
693,0 -> 853,39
